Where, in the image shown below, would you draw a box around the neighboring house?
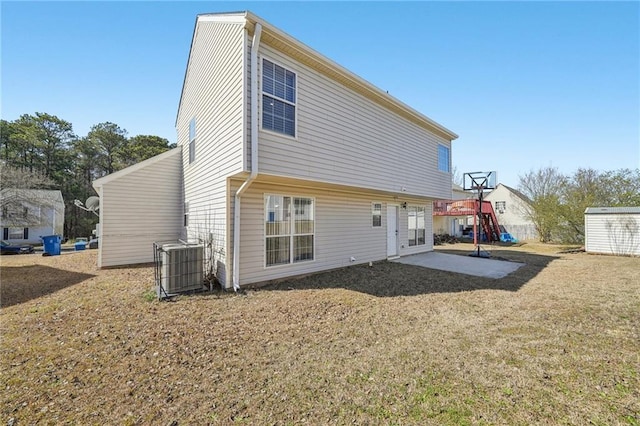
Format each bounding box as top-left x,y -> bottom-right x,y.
433,184 -> 473,236
94,11 -> 458,289
0,189 -> 64,244
484,183 -> 538,241
585,207 -> 640,256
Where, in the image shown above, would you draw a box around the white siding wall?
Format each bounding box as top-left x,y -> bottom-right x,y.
232,180 -> 434,287
176,20 -> 247,285
486,185 -> 538,241
585,213 -> 640,256
256,44 -> 452,200
97,149 -> 183,267
0,191 -> 64,244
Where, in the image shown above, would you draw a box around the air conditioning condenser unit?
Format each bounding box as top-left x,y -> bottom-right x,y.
159,244 -> 204,296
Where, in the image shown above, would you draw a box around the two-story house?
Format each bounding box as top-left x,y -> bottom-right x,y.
93,11 -> 458,290
484,183 -> 538,241
1,189 -> 65,244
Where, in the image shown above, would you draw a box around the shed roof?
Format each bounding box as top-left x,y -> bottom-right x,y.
584,207 -> 640,215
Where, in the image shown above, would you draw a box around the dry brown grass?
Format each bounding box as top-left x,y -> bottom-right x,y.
1,244 -> 639,425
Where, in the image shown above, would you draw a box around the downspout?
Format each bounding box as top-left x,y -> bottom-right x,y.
232,22 -> 262,291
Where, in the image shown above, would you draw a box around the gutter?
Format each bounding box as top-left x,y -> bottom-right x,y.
232,21 -> 262,291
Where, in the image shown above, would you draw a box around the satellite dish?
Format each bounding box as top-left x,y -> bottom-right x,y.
85,196 -> 100,211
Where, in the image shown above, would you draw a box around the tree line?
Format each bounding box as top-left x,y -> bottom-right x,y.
517,166 -> 640,243
1,112 -> 175,239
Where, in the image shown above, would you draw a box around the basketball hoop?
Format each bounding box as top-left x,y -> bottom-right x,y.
463,172 -> 497,258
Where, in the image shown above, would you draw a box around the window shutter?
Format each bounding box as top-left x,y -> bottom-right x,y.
24,228 -> 29,239
3,228 -> 8,240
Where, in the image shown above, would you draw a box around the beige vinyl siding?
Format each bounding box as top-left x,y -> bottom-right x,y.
230,179 -> 435,287
585,213 -> 640,256
257,45 -> 452,200
96,149 -> 182,268
176,20 -> 248,285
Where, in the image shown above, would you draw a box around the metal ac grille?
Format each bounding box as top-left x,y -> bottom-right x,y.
154,242 -> 203,299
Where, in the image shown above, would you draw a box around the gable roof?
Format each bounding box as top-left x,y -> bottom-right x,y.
495,183 -> 531,203
176,11 -> 458,142
0,188 -> 64,204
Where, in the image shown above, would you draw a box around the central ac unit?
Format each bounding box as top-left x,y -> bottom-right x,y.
160,244 -> 204,296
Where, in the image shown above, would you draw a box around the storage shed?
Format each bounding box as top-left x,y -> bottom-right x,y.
584,207 -> 640,256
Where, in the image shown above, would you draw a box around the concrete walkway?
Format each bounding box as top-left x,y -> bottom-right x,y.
391,252 -> 524,279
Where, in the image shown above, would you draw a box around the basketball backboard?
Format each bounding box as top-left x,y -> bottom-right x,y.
463,171 -> 497,192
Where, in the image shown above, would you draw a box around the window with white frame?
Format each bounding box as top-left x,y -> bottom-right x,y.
372,203 -> 382,227
438,144 -> 450,173
265,195 -> 314,266
495,201 -> 506,212
188,118 -> 196,164
184,202 -> 189,226
262,58 -> 296,137
8,227 -> 24,240
408,206 -> 426,246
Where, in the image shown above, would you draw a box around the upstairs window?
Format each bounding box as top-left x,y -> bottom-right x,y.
184,202 -> 189,227
495,201 -> 506,212
438,144 -> 450,173
262,59 -> 296,137
189,118 -> 196,164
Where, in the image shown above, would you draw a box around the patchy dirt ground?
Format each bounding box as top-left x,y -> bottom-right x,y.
1,244 -> 639,425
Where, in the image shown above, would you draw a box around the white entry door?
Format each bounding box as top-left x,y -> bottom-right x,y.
387,205 -> 399,257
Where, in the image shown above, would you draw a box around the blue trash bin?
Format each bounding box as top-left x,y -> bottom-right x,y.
41,235 -> 62,256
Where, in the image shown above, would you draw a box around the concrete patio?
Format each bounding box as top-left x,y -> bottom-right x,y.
391,251 -> 525,279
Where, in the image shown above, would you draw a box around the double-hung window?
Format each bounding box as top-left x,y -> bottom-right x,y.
262,59 -> 296,137
408,206 -> 426,246
188,118 -> 196,164
438,144 -> 450,173
265,195 -> 314,266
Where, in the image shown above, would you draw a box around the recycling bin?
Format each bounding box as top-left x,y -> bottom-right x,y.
41,235 -> 62,256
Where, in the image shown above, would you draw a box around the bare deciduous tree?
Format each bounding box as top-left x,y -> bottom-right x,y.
0,164 -> 61,225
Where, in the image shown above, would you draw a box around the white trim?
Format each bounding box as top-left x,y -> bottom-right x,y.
386,204 -> 399,258
197,14 -> 247,24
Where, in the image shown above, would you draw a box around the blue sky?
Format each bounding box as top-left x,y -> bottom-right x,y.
2,1 -> 638,187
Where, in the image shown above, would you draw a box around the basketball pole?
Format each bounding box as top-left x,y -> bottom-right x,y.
464,171 -> 495,259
